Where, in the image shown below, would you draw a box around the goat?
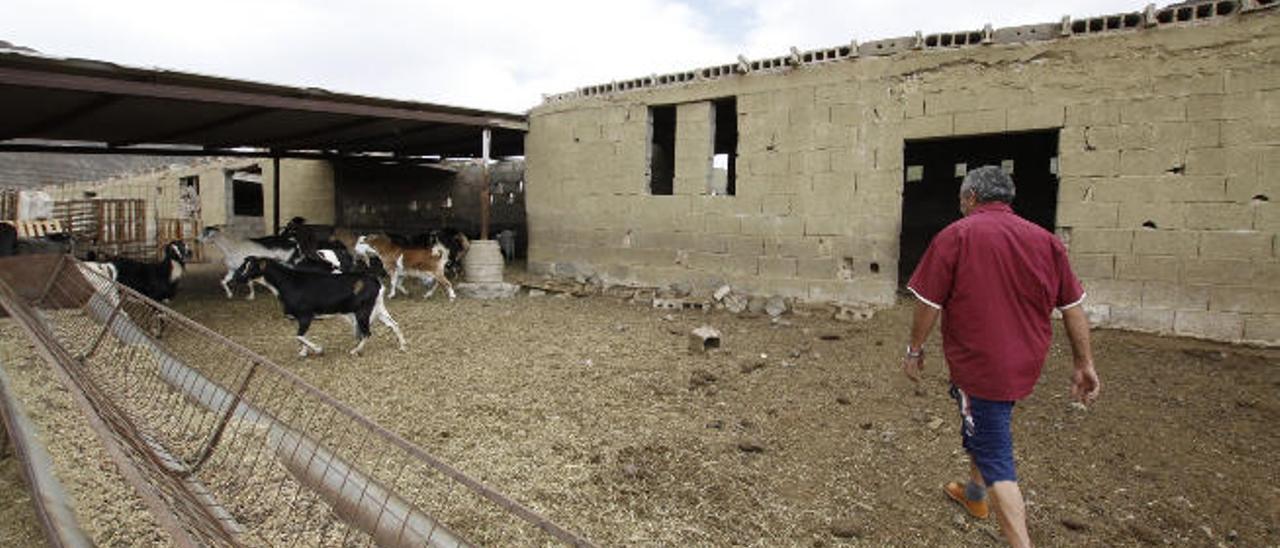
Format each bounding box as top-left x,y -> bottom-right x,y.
430,228 -> 471,279
233,257 -> 406,357
78,241 -> 190,339
353,234 -> 455,300
104,240 -> 191,302
281,216 -> 353,271
199,226 -> 295,299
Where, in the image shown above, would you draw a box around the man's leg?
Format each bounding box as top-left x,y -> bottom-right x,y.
951,386 -> 1028,544
988,481 -> 1031,547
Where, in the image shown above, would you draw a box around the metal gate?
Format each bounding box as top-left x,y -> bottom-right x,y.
0,254 -> 592,547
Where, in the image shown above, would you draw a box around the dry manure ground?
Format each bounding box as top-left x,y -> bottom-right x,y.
2,262 -> 1279,546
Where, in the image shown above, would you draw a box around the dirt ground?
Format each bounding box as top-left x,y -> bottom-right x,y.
3,261 -> 1279,546
0,451 -> 44,546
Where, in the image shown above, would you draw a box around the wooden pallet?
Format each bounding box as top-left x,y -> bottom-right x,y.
1,219 -> 66,237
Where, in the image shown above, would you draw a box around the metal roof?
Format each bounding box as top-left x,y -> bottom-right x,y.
0,49 -> 526,160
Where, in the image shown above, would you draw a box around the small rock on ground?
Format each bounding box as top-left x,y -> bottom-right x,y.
829,518 -> 865,539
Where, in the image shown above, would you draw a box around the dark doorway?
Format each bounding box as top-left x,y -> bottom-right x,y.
712,97 -> 737,196
232,179 -> 264,216
649,105 -> 676,195
898,130 -> 1060,285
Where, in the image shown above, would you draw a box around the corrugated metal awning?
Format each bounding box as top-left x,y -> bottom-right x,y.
0,49 -> 526,160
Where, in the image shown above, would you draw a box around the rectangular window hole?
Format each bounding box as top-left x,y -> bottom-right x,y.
649,105 -> 676,195
1196,3 -> 1213,17
711,97 -> 738,196
1177,7 -> 1193,21
232,179 -> 264,216
954,162 -> 968,178
1216,2 -> 1236,15
1123,13 -> 1142,27
906,165 -> 924,182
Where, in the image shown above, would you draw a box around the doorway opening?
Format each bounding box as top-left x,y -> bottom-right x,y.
898,130 -> 1060,286
225,165 -> 265,237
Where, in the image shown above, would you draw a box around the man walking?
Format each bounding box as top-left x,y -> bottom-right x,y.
902,166 -> 1099,547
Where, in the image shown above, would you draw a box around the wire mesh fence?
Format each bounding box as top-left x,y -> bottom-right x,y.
0,254 -> 592,548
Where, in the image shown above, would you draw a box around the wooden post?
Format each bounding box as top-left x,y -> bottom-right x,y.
272,155 -> 281,235
480,128 -> 491,241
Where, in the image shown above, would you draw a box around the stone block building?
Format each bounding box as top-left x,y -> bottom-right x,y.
525,1 -> 1280,345
38,155 -> 527,258
44,158 -> 335,242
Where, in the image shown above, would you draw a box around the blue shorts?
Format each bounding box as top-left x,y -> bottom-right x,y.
950,385 -> 1017,485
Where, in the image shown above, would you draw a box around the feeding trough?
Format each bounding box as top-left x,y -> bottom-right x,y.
0,253 -> 593,547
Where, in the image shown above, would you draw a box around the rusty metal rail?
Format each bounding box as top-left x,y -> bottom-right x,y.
0,254 -> 594,547
0,356 -> 94,548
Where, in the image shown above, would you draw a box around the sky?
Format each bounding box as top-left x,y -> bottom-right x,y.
2,0 -> 1150,113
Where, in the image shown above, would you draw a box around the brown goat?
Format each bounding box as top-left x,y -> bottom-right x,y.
353,234 -> 455,300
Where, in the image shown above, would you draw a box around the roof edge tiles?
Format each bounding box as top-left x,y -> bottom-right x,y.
541,0 -> 1277,105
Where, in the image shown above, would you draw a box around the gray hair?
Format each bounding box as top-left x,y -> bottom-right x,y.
960,166 -> 1016,204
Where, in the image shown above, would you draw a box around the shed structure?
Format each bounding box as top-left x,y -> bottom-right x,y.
525,1 -> 1280,345
0,47 -> 527,235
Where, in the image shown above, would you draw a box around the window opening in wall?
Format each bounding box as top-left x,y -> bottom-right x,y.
898,130 -> 1060,286
648,105 -> 676,195
232,179 -> 264,216
178,175 -> 200,219
710,97 -> 738,196
229,166 -> 264,217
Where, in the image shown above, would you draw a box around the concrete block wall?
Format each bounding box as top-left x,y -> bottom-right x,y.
264,159 -> 335,230
526,10 -> 1280,345
42,157 -> 338,246
44,159 -> 236,242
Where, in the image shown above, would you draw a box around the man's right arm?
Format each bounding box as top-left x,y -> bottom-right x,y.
1061,305 -> 1099,404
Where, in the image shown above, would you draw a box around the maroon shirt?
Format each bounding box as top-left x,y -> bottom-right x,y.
907,203 -> 1085,401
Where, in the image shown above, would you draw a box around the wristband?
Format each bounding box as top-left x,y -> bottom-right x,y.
905,345 -> 924,359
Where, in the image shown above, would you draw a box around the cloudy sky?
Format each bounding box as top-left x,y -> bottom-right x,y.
4,0 -> 1146,113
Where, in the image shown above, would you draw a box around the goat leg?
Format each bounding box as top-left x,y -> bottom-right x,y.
295,316 -> 322,357
373,289 -> 407,351
220,269 -> 235,299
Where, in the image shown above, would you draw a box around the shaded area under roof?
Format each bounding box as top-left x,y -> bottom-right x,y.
0,50 -> 526,160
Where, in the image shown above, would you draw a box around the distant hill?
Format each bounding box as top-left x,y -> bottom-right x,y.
0,152 -> 206,189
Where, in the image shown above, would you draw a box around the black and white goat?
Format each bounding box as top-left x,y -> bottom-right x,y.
199,226 -> 296,299
282,216 -> 354,272
83,240 -> 191,302
232,257 -> 406,357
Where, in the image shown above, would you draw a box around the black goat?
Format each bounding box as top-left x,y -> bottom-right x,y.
233,257 -> 406,357
280,216 -> 354,272
98,241 -> 191,302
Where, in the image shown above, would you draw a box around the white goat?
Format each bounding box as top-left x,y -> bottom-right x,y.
199,227 -> 295,299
